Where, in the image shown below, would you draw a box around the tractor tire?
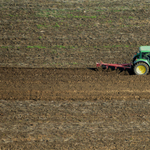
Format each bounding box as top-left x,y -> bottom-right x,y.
134,62 -> 149,75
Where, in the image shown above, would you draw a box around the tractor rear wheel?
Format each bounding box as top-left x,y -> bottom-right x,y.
134,62 -> 149,75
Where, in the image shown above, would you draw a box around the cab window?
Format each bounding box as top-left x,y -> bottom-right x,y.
142,52 -> 150,60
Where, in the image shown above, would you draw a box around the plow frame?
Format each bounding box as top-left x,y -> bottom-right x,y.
96,61 -> 132,70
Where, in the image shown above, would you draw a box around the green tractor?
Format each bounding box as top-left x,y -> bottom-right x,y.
133,46 -> 150,75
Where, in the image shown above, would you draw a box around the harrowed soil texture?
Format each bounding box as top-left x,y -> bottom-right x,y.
1,67 -> 150,149
1,0 -> 150,149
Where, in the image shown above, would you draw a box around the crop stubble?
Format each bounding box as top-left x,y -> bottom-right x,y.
1,0 -> 150,68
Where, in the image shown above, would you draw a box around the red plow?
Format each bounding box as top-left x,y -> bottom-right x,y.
96,61 -> 132,70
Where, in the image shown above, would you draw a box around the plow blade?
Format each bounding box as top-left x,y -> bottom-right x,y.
96,61 -> 132,69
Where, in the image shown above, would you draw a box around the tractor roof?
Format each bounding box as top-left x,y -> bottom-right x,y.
139,46 -> 150,52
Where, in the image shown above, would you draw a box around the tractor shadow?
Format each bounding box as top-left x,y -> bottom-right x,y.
87,66 -> 134,75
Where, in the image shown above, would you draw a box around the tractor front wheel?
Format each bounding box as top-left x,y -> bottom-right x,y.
134,62 -> 149,75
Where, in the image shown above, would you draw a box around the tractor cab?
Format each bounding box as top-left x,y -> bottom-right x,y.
133,46 -> 150,63
139,46 -> 150,61
134,46 -> 150,61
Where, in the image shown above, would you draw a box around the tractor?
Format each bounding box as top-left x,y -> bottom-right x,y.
96,46 -> 150,75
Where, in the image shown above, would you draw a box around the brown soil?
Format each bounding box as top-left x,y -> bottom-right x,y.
1,67 -> 150,149
1,0 -> 150,68
1,0 -> 150,149
1,67 -> 150,101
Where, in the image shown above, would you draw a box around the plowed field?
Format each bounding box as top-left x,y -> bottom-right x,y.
1,0 -> 150,149
1,68 -> 150,149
